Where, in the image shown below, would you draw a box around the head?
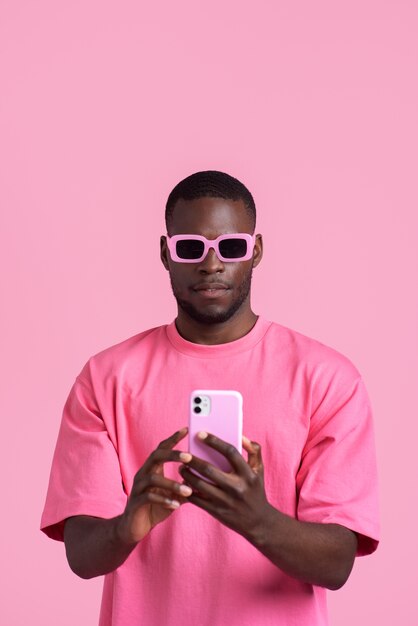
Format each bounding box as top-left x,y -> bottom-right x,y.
165,170 -> 256,233
161,171 -> 263,326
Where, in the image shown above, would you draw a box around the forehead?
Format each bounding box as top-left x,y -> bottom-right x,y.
169,197 -> 253,236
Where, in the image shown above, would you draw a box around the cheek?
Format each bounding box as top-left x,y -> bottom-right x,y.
168,266 -> 190,290
228,263 -> 251,284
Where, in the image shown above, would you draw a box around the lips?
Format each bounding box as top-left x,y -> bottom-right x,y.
193,282 -> 230,291
192,282 -> 230,299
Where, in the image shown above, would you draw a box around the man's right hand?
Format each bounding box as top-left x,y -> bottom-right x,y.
116,427 -> 192,544
64,427 -> 191,578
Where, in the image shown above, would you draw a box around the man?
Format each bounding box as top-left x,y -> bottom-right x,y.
41,171 -> 379,626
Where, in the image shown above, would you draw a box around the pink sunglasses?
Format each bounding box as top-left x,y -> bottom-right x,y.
166,233 -> 255,263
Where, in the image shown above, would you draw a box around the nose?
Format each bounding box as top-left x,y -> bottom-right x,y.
197,246 -> 225,273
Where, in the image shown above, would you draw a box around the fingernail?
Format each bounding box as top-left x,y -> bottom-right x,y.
242,435 -> 251,445
179,452 -> 192,462
179,485 -> 193,496
167,499 -> 180,509
197,431 -> 208,440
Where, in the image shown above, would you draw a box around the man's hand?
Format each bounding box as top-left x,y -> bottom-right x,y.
179,431 -> 358,589
65,427 -> 192,578
179,431 -> 270,540
117,427 -> 193,544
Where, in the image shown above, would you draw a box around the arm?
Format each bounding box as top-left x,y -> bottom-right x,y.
246,507 -> 357,590
179,433 -> 357,590
64,514 -> 135,579
64,428 -> 192,579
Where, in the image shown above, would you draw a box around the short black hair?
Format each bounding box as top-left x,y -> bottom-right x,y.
165,170 -> 256,232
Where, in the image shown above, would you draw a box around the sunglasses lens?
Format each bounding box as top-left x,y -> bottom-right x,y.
219,238 -> 248,259
176,239 -> 205,260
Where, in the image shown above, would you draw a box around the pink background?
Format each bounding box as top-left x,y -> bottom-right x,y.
1,1 -> 417,624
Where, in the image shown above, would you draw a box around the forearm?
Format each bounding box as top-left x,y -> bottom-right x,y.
247,505 -> 358,590
64,515 -> 137,579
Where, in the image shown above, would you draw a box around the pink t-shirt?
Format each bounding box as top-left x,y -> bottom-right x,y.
41,317 -> 379,626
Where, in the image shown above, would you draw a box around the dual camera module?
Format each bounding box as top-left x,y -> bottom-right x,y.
193,396 -> 202,413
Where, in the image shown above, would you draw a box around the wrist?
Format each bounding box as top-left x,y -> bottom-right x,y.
245,503 -> 284,547
113,513 -> 139,549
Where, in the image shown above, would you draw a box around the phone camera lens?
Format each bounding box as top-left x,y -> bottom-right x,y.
194,397 -> 202,404
193,406 -> 202,414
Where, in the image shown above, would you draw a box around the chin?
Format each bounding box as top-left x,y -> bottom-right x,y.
176,299 -> 245,325
170,270 -> 253,326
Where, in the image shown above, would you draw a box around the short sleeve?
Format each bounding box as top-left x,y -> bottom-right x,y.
296,376 -> 380,556
40,364 -> 127,541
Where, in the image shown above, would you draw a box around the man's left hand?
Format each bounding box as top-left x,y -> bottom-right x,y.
179,432 -> 272,540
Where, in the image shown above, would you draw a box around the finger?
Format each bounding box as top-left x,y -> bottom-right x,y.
188,492 -> 219,515
129,488 -> 189,513
179,466 -> 229,504
242,434 -> 255,454
131,473 -> 193,499
197,431 -> 253,479
157,427 -> 188,450
245,438 -> 264,475
137,447 -> 192,478
183,456 -> 242,496
144,491 -> 182,510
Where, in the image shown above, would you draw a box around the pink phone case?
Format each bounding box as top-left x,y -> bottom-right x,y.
189,389 -> 243,472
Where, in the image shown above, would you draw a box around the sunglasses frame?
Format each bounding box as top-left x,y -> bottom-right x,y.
166,233 -> 256,263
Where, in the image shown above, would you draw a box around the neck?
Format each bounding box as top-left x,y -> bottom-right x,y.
174,306 -> 258,345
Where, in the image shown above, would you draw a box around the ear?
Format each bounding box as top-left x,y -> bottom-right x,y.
160,236 -> 170,271
252,234 -> 263,268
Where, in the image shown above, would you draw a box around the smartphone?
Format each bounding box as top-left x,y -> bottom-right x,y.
189,389 -> 243,473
